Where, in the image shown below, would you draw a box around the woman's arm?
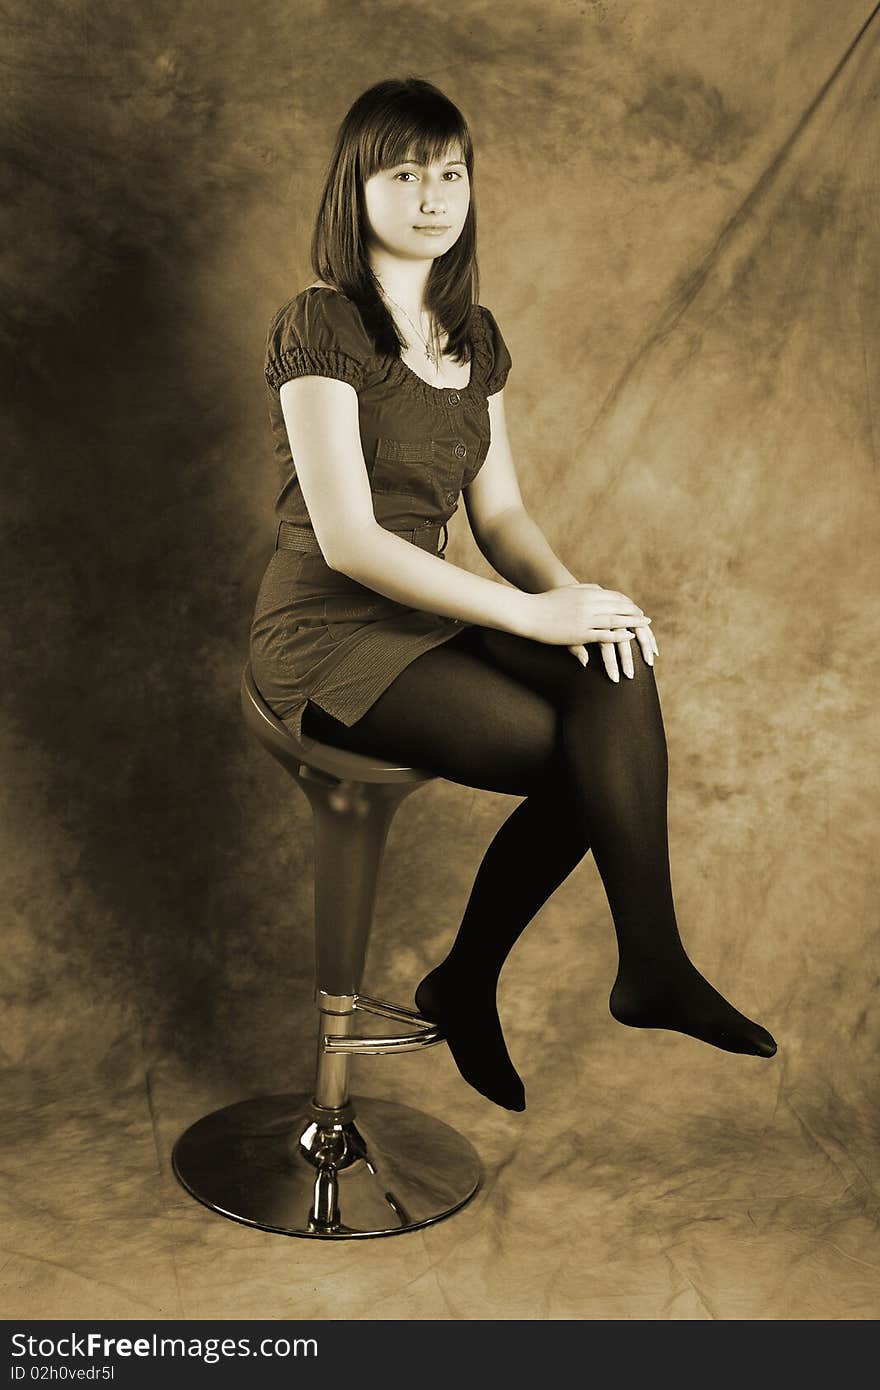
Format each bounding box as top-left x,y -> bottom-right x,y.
463,392 -> 658,679
280,376 -> 537,636
464,390 -> 579,591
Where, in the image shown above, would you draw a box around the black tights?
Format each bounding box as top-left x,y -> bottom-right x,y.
302,625 -> 777,1110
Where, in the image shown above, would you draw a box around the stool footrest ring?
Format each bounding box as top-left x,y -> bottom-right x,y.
321,991 -> 444,1055
354,991 -> 433,1025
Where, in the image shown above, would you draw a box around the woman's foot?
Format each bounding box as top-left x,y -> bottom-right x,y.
415,964 -> 526,1112
609,958 -> 777,1057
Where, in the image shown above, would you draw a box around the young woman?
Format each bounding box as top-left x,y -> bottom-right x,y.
250,77 -> 777,1113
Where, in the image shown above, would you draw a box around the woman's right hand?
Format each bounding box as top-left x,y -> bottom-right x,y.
519,582 -> 653,649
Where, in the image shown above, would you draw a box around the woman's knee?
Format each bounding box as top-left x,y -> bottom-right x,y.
566,641 -> 660,716
477,626 -> 660,720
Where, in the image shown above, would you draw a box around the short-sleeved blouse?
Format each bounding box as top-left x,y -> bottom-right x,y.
249,284 -> 513,742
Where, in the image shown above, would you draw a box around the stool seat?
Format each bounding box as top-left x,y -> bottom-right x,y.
240,662 -> 434,785
172,662 -> 482,1238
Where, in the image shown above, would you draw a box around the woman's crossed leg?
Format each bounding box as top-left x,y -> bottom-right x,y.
302,623 -> 776,1111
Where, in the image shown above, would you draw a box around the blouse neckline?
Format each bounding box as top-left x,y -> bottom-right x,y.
392,352 -> 474,399
396,349 -> 473,393
302,283 -> 487,404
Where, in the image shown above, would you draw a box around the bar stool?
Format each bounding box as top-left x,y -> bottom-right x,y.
172,661 -> 482,1238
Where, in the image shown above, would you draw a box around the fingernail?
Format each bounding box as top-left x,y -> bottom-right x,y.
626,671 -> 633,679
646,655 -> 654,666
611,673 -> 619,683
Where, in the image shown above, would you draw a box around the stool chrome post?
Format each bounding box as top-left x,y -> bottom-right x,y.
171,664 -> 482,1239
297,765 -> 422,996
312,991 -> 356,1111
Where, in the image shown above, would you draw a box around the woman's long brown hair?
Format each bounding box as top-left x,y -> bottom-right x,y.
310,76 -> 480,365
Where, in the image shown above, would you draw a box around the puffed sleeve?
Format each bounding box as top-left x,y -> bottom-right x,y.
264,289 -> 375,393
479,305 -> 513,395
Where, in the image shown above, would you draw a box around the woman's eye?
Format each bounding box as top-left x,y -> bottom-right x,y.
393,170 -> 464,181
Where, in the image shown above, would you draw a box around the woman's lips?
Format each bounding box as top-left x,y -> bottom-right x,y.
413,226 -> 450,234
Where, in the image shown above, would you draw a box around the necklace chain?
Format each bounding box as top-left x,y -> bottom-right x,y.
378,285 -> 442,370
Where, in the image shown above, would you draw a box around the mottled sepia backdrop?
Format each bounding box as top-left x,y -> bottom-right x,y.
3,0 -> 878,1319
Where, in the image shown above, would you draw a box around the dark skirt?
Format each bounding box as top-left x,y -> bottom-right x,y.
249,525 -> 470,742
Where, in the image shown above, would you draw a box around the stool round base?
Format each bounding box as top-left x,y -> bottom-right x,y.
172,1093 -> 482,1239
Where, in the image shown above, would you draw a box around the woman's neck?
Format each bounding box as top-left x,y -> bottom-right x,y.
369,252 -> 432,319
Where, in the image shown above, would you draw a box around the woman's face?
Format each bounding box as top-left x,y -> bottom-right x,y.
362,145 -> 470,263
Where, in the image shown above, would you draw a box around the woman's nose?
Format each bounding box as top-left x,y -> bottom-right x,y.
421,184 -> 447,212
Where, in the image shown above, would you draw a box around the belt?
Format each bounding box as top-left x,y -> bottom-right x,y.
275,519 -> 449,556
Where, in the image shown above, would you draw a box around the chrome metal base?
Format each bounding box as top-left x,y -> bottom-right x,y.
172,1093 -> 482,1238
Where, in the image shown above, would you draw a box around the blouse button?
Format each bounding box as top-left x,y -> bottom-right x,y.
454,443 -> 467,458
448,391 -> 460,405
445,491 -> 457,505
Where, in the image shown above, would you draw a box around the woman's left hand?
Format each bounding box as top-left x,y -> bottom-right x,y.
568,632 -> 658,679
562,582 -> 659,680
